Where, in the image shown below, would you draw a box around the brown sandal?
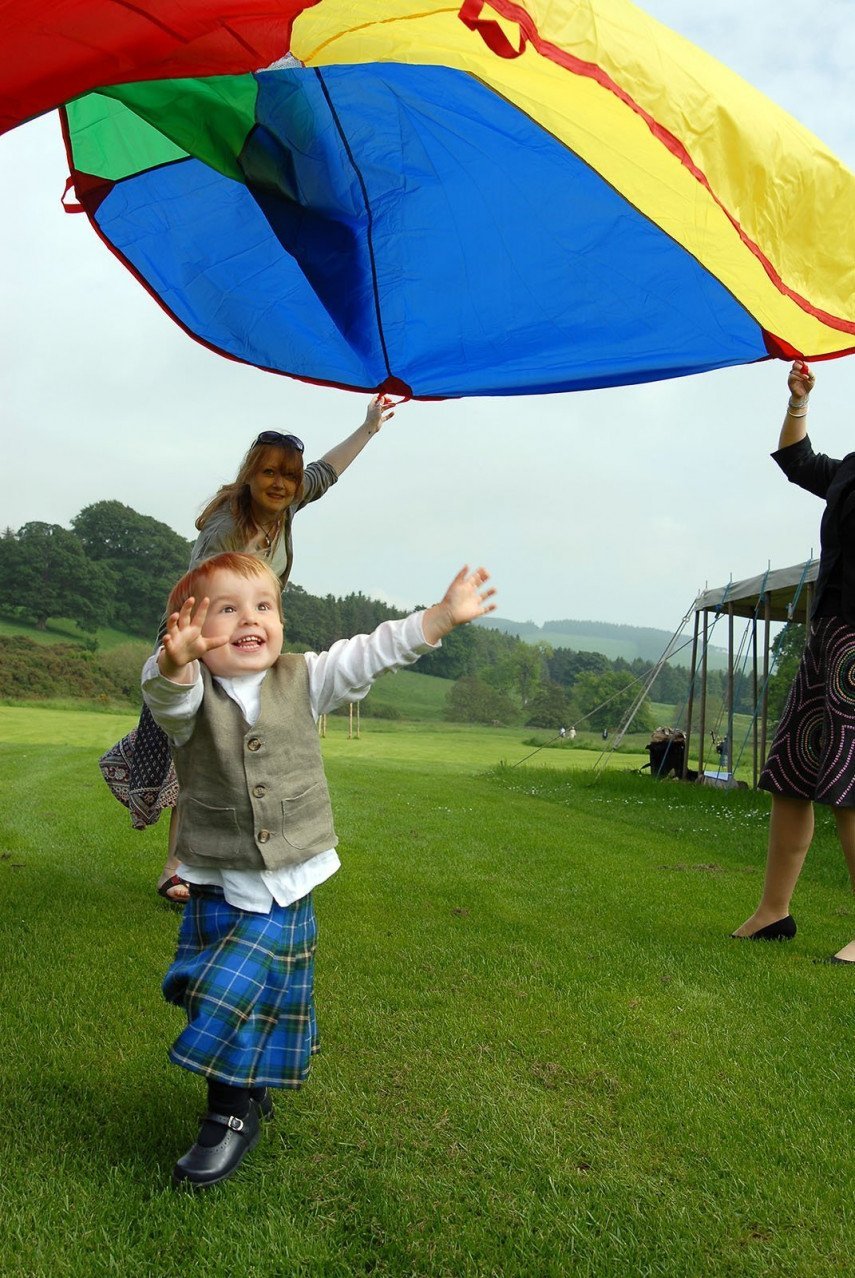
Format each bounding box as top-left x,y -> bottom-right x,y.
157,873 -> 190,904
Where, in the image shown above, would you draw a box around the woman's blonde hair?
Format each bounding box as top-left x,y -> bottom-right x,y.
195,440 -> 305,547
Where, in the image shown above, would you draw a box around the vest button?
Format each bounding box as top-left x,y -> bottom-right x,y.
257,829 -> 271,843
252,784 -> 266,798
247,737 -> 262,752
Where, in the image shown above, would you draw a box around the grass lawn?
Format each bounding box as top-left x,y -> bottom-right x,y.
0,707 -> 851,1277
361,668 -> 453,722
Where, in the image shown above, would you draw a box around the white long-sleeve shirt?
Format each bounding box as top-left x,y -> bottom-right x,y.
142,612 -> 436,912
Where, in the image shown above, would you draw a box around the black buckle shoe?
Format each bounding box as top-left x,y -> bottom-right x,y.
172,1102 -> 261,1190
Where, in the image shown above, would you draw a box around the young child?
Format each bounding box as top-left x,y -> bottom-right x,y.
142,550 -> 495,1189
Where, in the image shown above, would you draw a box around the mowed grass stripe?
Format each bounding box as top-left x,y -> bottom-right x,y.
0,714 -> 852,1277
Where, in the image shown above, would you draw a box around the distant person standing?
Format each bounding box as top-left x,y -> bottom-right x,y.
732,362 -> 855,964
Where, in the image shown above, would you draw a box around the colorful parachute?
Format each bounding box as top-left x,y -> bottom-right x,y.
16,1 -> 855,396
0,1 -> 316,136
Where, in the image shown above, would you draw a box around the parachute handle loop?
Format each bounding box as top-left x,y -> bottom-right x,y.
377,376 -> 413,404
61,175 -> 84,214
459,0 -> 528,59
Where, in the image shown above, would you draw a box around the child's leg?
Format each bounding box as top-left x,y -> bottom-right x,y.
156,808 -> 190,902
196,1081 -> 272,1135
163,889 -> 318,1088
164,888 -> 317,1187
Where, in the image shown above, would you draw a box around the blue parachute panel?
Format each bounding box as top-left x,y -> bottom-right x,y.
94,63 -> 767,396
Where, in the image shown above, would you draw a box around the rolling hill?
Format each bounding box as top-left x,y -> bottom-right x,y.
475,615 -> 728,670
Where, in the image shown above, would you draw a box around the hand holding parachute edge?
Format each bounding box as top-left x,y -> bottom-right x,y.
364,394 -> 396,436
788,359 -> 815,400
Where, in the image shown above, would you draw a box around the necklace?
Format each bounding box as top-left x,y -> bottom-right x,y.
256,515 -> 281,549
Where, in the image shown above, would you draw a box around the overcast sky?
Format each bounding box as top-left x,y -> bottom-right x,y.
1,1 -> 853,631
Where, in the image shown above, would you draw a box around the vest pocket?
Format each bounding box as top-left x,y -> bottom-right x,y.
281,783 -> 335,852
185,798 -> 241,859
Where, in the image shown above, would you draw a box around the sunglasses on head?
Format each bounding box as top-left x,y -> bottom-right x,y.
253,431 -> 304,452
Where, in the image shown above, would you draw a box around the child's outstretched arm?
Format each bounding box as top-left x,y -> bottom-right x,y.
305,566 -> 496,717
421,566 -> 496,645
158,597 -> 229,683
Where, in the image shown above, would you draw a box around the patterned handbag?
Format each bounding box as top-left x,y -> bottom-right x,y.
98,702 -> 179,829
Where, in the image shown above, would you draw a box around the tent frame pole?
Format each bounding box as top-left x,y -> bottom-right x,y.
683,609 -> 700,779
760,596 -> 771,769
698,611 -> 708,776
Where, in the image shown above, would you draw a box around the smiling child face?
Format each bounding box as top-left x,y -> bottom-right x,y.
198,568 -> 284,678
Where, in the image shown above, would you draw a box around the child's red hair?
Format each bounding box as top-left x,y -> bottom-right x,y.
167,552 -> 283,620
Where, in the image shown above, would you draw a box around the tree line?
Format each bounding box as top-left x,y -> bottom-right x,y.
0,502 -> 192,638
0,500 -> 772,730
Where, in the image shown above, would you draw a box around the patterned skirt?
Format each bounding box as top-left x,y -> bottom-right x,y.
162,887 -> 319,1088
759,615 -> 855,808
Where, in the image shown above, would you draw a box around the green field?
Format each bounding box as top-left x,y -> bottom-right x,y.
1,706 -> 851,1278
362,667 -> 452,722
0,610 -> 741,750
0,612 -> 138,651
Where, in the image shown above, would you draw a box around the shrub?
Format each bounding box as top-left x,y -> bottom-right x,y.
0,637 -> 138,705
96,642 -> 151,706
444,676 -> 518,726
524,680 -> 573,729
359,702 -> 403,720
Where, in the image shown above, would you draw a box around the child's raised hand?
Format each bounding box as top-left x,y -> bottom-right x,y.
158,597 -> 229,681
422,566 -> 496,644
443,566 -> 497,624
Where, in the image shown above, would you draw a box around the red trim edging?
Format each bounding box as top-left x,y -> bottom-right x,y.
458,0 -> 855,341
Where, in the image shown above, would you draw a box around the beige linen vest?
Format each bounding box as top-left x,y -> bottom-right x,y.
173,657 -> 337,871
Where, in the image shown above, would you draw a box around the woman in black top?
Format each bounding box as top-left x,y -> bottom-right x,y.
732,362 -> 855,963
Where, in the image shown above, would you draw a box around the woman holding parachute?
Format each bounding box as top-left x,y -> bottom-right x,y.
99,394 -> 395,902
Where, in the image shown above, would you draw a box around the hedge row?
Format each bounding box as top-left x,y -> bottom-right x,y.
0,637 -> 149,706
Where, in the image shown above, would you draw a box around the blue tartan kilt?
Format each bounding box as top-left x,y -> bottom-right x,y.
162,887 -> 319,1088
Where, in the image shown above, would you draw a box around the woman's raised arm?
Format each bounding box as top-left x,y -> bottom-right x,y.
321,395 -> 396,477
777,360 -> 815,450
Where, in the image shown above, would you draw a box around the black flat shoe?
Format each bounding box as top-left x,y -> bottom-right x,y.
172,1102 -> 261,1190
744,915 -> 797,941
